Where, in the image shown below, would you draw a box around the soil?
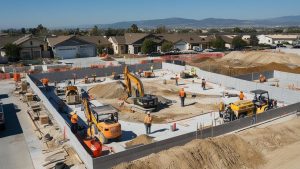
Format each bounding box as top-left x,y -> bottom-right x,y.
114,134 -> 265,169
125,135 -> 154,148
89,80 -> 220,123
189,51 -> 300,76
88,81 -> 127,99
113,118 -> 300,169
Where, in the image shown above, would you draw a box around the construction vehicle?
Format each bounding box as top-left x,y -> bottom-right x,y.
180,68 -> 197,79
124,66 -> 158,112
82,98 -> 122,144
220,89 -> 277,122
143,71 -> 155,78
65,86 -> 81,105
251,89 -> 276,113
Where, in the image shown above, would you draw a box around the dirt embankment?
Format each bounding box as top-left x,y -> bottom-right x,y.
114,118 -> 300,169
114,135 -> 265,169
189,51 -> 300,76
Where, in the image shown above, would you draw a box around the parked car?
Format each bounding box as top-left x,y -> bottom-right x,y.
147,52 -> 161,57
293,45 -> 300,49
0,102 -> 5,130
276,44 -> 287,48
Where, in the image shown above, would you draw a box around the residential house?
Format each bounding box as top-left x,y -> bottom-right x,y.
47,35 -> 97,59
125,33 -> 154,54
108,36 -> 127,54
159,34 -> 208,51
257,34 -> 300,45
220,35 -> 235,49
0,35 -> 21,57
78,36 -> 111,54
14,35 -> 48,60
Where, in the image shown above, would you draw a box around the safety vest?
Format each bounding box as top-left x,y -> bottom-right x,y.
144,116 -> 152,124
71,114 -> 78,124
179,90 -> 186,97
239,93 -> 244,100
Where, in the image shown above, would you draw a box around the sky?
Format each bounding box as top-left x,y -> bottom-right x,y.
1,0 -> 300,29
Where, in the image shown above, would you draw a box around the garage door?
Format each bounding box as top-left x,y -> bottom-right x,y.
56,47 -> 77,59
79,45 -> 95,57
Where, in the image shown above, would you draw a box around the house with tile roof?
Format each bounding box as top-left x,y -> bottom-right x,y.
47,35 -> 98,59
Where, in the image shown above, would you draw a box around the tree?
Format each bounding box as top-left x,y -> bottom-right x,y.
233,27 -> 243,33
90,25 -> 101,36
21,28 -> 26,34
249,35 -> 259,46
4,43 -> 21,62
232,36 -> 247,49
161,41 -> 173,52
208,29 -> 219,33
141,39 -> 157,54
156,26 -> 167,34
212,36 -> 225,50
130,24 -> 139,33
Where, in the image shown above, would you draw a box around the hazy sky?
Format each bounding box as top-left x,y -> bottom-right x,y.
1,0 -> 300,28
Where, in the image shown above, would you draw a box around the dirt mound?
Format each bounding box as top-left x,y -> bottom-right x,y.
88,81 -> 127,99
125,135 -> 154,148
240,118 -> 300,154
114,135 -> 265,169
222,51 -> 300,66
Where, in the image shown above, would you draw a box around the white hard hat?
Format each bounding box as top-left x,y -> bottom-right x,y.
147,112 -> 151,115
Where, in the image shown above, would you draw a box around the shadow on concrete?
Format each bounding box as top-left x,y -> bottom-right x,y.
151,128 -> 168,134
120,130 -> 137,142
185,102 -> 197,107
0,103 -> 23,138
0,94 -> 8,100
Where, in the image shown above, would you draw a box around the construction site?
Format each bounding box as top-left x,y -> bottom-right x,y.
2,50 -> 300,169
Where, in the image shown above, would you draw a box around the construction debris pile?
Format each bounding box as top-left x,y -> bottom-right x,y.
89,81 -> 127,99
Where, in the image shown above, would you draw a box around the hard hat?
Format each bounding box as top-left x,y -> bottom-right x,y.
201,77 -> 204,80
240,91 -> 243,93
147,112 -> 150,115
70,111 -> 75,115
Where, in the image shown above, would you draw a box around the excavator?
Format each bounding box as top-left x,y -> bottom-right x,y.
82,98 -> 122,144
180,67 -> 197,79
124,66 -> 158,112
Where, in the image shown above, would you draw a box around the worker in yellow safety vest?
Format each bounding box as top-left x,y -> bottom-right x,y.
70,111 -> 78,134
144,112 -> 153,134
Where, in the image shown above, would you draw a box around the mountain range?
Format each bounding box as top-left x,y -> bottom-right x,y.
88,15 -> 300,29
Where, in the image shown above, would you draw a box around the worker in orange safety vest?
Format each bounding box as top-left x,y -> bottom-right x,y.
179,88 -> 186,107
70,111 -> 78,134
239,91 -> 245,100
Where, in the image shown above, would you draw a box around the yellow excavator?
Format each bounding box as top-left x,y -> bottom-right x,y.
82,98 -> 122,144
124,66 -> 158,112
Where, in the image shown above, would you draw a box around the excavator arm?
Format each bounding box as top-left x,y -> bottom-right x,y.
124,66 -> 145,97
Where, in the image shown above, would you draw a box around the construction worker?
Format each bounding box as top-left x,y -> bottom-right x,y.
175,74 -> 179,86
150,65 -> 154,73
70,111 -> 78,134
41,78 -> 49,91
179,88 -> 186,107
138,69 -> 142,77
259,74 -> 266,83
144,112 -> 153,134
201,77 -> 206,90
239,91 -> 245,100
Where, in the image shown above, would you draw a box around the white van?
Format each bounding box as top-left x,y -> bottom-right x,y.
0,102 -> 4,129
